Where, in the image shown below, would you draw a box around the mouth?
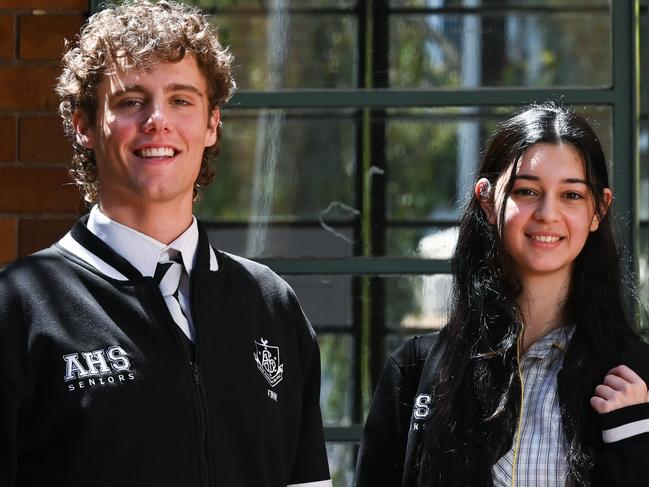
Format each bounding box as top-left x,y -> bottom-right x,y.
528,234 -> 563,243
134,146 -> 178,159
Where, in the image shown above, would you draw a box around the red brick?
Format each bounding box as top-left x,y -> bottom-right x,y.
0,0 -> 87,9
0,15 -> 13,60
0,218 -> 17,265
0,117 -> 16,161
19,15 -> 84,60
18,217 -> 74,256
19,116 -> 71,164
0,65 -> 59,110
0,167 -> 79,213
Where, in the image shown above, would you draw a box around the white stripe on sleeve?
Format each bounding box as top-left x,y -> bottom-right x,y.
287,480 -> 333,487
602,418 -> 649,443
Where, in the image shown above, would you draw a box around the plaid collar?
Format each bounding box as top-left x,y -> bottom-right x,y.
522,324 -> 575,364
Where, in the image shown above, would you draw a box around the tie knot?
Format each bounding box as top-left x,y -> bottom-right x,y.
154,254 -> 183,297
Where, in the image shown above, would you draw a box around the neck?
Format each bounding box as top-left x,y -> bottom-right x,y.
98,197 -> 194,244
517,270 -> 571,353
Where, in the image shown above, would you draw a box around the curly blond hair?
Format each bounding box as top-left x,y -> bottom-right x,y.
57,0 -> 236,203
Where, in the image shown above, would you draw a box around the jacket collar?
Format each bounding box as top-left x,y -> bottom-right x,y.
69,215 -> 217,281
87,205 -> 203,278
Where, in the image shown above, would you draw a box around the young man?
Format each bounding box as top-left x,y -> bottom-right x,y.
0,2 -> 331,486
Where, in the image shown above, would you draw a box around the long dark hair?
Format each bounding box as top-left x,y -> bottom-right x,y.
417,103 -> 639,486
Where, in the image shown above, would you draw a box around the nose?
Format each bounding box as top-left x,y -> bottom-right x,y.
142,105 -> 170,133
534,195 -> 560,222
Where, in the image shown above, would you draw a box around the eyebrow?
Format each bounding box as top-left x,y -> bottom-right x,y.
110,83 -> 205,98
515,174 -> 589,185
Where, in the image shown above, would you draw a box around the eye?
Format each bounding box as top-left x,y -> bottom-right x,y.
512,188 -> 537,197
118,99 -> 144,109
563,191 -> 584,201
172,98 -> 192,106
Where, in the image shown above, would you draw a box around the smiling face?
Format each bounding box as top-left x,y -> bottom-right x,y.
73,54 -> 218,212
481,142 -> 610,286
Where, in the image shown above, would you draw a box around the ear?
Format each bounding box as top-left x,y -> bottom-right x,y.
204,107 -> 220,147
590,187 -> 612,232
475,178 -> 496,224
72,111 -> 95,149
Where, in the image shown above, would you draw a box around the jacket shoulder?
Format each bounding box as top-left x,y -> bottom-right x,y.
216,250 -> 290,292
0,246 -> 65,287
389,332 -> 442,374
213,250 -> 314,333
622,339 -> 649,381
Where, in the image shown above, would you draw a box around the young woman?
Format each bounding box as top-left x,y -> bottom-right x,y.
355,104 -> 649,487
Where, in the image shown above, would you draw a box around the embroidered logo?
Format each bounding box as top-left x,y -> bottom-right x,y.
254,338 -> 283,387
413,393 -> 432,419
63,345 -> 135,392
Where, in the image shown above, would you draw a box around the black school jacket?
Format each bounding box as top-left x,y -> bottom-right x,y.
0,218 -> 330,487
356,332 -> 649,487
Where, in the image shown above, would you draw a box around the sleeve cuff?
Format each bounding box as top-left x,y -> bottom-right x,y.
599,402 -> 649,443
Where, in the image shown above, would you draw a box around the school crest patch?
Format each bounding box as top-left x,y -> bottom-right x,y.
254,338 -> 283,387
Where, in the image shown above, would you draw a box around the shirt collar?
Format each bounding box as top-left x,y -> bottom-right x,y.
522,324 -> 575,362
87,205 -> 198,278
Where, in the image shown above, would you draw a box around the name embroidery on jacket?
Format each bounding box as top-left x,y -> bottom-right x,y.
63,346 -> 135,392
254,337 -> 284,388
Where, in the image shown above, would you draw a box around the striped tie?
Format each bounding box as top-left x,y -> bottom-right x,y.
154,254 -> 192,340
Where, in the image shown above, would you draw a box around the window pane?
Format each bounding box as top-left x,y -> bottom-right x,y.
386,106 -> 612,221
641,120 -> 648,314
206,13 -> 357,89
326,442 -> 357,487
319,334 -> 354,426
640,6 -> 647,316
283,275 -> 353,327
641,120 -> 648,223
641,225 -> 648,316
196,109 -> 356,220
390,0 -> 608,7
386,107 -> 489,220
390,12 -> 611,88
387,226 -> 458,258
384,275 -> 452,329
204,225 -> 355,258
193,0 -> 356,8
641,11 -> 647,111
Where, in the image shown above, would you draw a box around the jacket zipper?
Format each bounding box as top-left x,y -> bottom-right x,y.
148,278 -> 212,487
511,325 -> 525,487
189,272 -> 215,487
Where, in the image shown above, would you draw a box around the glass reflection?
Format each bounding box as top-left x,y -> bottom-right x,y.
384,274 -> 453,330
204,225 -> 355,258
390,0 -> 608,6
390,12 -> 610,88
326,443 -> 357,487
319,334 -> 354,426
284,275 -> 353,326
210,14 -> 357,90
190,0 -> 356,8
387,227 -> 458,258
196,109 -> 356,222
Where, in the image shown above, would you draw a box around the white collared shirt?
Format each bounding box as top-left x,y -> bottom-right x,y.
59,205 -> 219,342
87,205 -> 199,277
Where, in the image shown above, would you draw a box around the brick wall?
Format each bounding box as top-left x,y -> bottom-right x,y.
0,0 -> 88,265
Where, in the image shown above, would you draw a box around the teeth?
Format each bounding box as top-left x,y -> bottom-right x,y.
137,147 -> 175,158
531,235 -> 561,243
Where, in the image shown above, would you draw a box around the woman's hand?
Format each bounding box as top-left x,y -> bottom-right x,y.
590,365 -> 649,414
